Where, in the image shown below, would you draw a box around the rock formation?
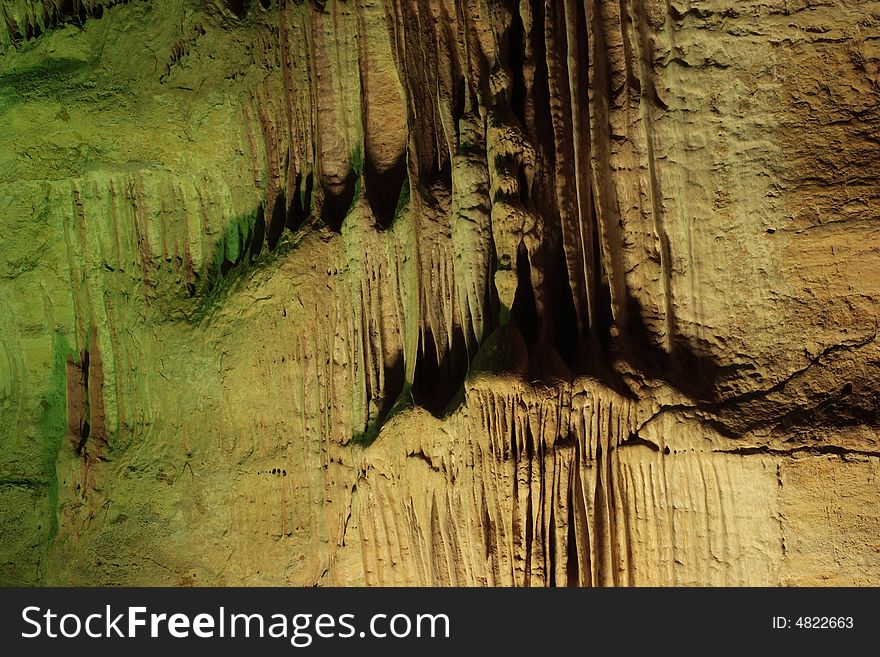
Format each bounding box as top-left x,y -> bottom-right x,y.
0,0 -> 878,586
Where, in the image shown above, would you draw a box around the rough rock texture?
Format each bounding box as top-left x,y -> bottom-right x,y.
0,0 -> 878,586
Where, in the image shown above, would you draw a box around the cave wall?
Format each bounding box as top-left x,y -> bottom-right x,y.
0,0 -> 878,585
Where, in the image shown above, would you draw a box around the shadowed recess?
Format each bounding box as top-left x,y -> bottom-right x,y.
412,326 -> 470,418
364,150 -> 407,228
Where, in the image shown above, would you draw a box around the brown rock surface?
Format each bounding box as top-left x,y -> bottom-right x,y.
0,0 -> 877,586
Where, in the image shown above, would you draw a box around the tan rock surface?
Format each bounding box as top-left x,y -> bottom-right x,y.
0,0 -> 877,585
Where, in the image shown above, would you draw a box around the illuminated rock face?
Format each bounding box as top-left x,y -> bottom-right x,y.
0,0 -> 878,586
